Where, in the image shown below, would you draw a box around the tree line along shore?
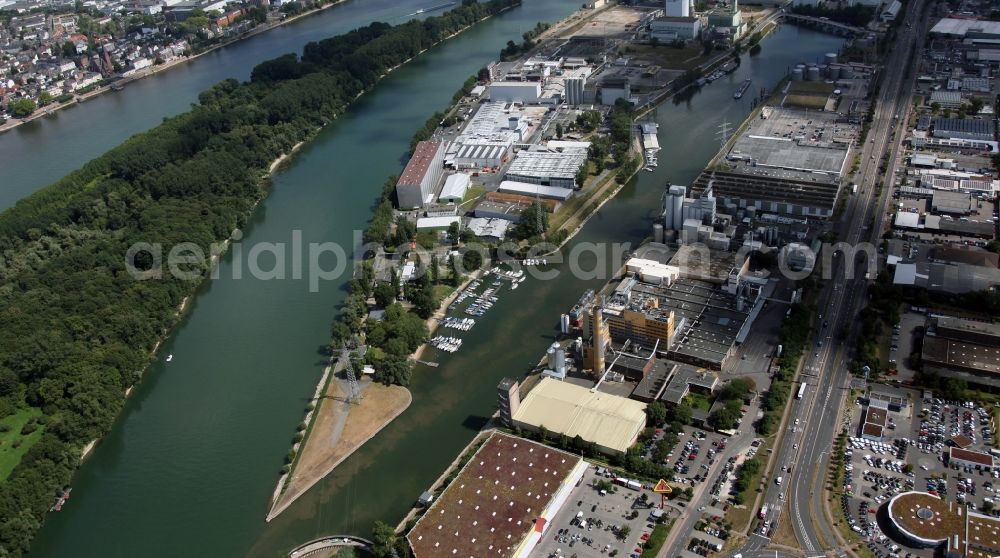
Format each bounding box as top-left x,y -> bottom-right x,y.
0,1 -> 523,554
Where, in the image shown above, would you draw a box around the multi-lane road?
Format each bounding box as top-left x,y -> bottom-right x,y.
731,2 -> 931,556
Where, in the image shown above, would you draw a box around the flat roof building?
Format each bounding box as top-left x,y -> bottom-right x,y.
931,190 -> 975,215
930,18 -> 1000,40
489,81 -> 542,104
407,431 -> 586,558
505,149 -> 588,189
467,217 -> 511,241
922,316 -> 1000,390
497,180 -> 574,201
511,377 -> 647,455
594,274 -> 760,370
397,141 -> 446,209
886,490 -> 1000,556
659,363 -> 719,406
933,118 -> 996,142
690,168 -> 841,218
949,446 -> 995,470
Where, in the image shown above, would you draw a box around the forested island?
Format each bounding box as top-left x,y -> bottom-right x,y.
0,1 -> 520,553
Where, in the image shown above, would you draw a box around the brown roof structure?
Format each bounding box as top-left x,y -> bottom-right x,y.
399,141 -> 443,186
863,423 -> 884,438
950,447 -> 994,467
407,432 -> 581,558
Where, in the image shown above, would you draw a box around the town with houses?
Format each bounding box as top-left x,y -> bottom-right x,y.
0,0 -> 287,122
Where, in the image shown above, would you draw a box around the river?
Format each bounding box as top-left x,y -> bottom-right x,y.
0,0 -> 456,211
23,4 -> 844,557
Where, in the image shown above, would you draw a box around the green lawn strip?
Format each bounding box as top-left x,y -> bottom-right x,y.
0,407 -> 44,481
640,522 -> 671,558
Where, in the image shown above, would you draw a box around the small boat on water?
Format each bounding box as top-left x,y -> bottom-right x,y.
166,354 -> 173,362
110,83 -> 124,91
50,488 -> 72,512
734,79 -> 752,99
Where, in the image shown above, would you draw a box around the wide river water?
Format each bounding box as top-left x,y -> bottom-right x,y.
17,1 -> 844,555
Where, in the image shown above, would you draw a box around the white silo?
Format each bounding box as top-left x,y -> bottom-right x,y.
555,347 -> 567,376
653,223 -> 664,244
547,342 -> 560,369
560,314 -> 570,335
824,52 -> 838,65
792,67 -> 804,81
665,184 -> 686,232
665,0 -> 689,17
807,65 -> 821,82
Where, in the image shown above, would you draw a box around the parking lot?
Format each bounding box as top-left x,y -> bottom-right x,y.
653,427 -> 732,488
837,389 -> 1000,557
529,467 -> 677,558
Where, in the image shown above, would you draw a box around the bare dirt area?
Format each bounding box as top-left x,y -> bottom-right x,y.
771,500 -> 798,548
269,377 -> 411,519
625,43 -> 706,71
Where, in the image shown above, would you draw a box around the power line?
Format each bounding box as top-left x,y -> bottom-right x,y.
341,341 -> 361,404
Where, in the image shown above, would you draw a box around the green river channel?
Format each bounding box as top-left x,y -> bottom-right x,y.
13,1 -> 845,555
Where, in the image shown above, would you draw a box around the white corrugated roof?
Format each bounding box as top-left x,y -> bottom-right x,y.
931,18 -> 1000,37
439,173 -> 470,201
416,216 -> 460,230
894,263 -> 917,286
497,180 -> 573,200
894,212 -> 920,229
512,378 -> 646,454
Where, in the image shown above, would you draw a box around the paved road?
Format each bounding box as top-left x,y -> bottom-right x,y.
728,3 -> 929,556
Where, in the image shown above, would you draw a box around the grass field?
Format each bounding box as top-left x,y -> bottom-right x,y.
784,94 -> 829,110
461,185 -> 486,206
725,436 -> 774,532
433,284 -> 456,303
788,81 -> 836,95
687,392 -> 714,412
0,407 -> 44,481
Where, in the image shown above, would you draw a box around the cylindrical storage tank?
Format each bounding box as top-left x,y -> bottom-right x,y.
746,205 -> 758,218
840,65 -> 854,79
825,52 -> 837,65
653,223 -> 664,244
792,67 -> 804,81
560,314 -> 570,335
547,346 -> 557,369
555,348 -> 567,375
828,65 -> 840,80
807,66 -> 821,82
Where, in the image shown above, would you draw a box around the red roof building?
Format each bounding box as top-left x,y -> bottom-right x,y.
407,432 -> 585,558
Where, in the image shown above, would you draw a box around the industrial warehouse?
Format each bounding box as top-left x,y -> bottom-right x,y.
504,377 -> 648,455
689,107 -> 859,218
406,432 -> 587,558
921,316 -> 1000,390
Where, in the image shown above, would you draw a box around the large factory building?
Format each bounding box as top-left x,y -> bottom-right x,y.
489,81 -> 542,104
581,257 -> 763,371
407,431 -> 587,558
510,377 -> 647,455
921,316 -> 1000,390
687,107 -> 855,218
446,102 -> 525,169
396,140 -> 446,209
505,148 -> 588,189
